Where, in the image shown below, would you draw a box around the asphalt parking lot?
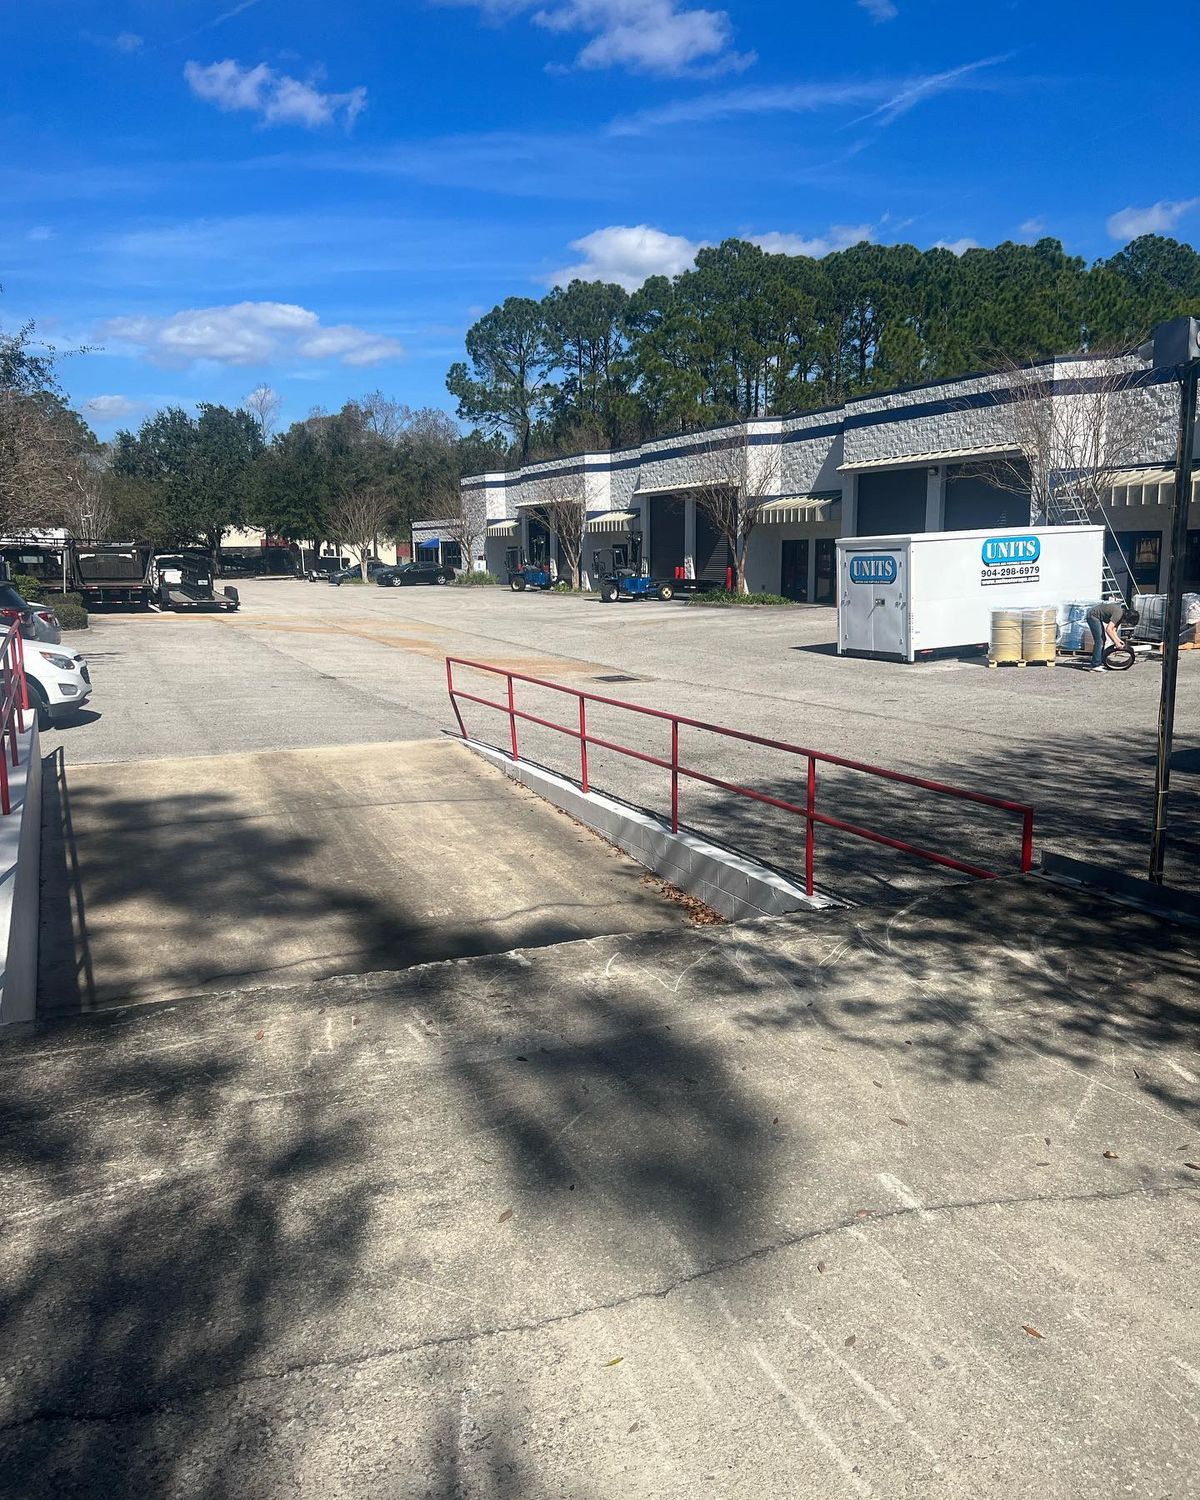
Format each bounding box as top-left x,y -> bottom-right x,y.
46,578 -> 1200,893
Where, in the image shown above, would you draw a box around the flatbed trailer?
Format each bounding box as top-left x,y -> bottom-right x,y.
149,552 -> 239,612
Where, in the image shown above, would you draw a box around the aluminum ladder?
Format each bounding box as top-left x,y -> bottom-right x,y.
1044,482 -> 1126,598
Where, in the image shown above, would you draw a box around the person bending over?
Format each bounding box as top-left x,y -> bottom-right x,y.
1086,600 -> 1140,671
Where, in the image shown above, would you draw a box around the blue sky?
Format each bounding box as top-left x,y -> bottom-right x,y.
4,0 -> 1197,437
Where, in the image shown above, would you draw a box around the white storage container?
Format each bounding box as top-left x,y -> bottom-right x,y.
836,525 -> 1105,662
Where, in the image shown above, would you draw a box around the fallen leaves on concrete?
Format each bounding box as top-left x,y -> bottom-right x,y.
639,873 -> 723,925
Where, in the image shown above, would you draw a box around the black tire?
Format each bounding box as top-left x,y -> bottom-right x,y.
435,572 -> 448,585
600,582 -> 619,603
25,680 -> 51,731
657,583 -> 674,602
1103,643 -> 1135,671
511,576 -> 527,592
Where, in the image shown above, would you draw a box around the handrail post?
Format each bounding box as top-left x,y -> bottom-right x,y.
1021,808 -> 1035,874
579,695 -> 588,792
15,628 -> 26,714
806,755 -> 816,896
508,674 -> 519,760
445,658 -> 466,738
671,719 -> 679,833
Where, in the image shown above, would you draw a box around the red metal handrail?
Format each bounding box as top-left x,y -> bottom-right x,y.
445,656 -> 1035,893
0,622 -> 29,816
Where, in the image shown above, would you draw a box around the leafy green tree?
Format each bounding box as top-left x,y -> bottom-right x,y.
112,404 -> 262,557
446,297 -> 552,465
0,317 -> 100,533
543,279 -> 630,447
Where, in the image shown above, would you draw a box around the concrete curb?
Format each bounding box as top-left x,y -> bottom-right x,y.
460,737 -> 840,922
0,720 -> 41,1026
1040,850 -> 1200,927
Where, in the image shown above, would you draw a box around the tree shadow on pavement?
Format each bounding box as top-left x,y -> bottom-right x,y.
0,1020 -> 374,1500
36,750 -> 674,1014
9,734 -> 1199,1497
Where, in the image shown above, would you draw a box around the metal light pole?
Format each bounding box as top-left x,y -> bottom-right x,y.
1143,316 -> 1200,884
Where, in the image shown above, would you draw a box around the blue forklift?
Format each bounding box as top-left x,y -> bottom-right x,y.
594,533 -> 676,604
506,545 -> 555,593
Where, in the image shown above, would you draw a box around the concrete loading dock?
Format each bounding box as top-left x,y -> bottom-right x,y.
37,739 -> 693,1013
3,877 -> 1198,1499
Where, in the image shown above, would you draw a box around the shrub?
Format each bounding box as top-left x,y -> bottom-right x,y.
454,570 -> 498,586
11,573 -> 45,603
53,594 -> 89,631
686,591 -> 796,608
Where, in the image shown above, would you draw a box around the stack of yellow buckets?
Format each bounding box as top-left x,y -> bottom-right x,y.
989,606 -> 1057,666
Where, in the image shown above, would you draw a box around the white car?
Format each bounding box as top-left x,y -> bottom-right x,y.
23,644 -> 92,727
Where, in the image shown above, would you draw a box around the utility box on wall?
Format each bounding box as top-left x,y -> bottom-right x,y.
836,525 -> 1105,662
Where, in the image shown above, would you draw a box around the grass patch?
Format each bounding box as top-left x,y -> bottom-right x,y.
454,570 -> 498,586
686,591 -> 796,608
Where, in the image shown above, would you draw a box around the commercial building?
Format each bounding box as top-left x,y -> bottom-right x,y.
217,530 -> 408,576
441,354 -> 1196,598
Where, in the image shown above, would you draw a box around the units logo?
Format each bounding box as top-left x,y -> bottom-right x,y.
980,533 -> 1041,587
848,553 -> 898,585
981,535 -> 1040,566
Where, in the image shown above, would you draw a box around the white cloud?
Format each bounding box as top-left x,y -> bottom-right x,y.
610,78 -> 884,134
435,0 -> 752,76
100,301 -> 402,369
27,225 -> 54,242
1019,217 -> 1046,237
857,0 -> 898,20
853,53 -> 1011,127
753,225 -> 876,257
610,55 -> 1009,136
115,31 -> 143,52
83,395 -> 141,422
549,225 -> 702,289
183,59 -> 367,128
934,237 -> 979,255
1106,198 -> 1199,241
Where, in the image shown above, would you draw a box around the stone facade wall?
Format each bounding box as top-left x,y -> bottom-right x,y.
842,369 -> 1019,468
779,410 -> 843,494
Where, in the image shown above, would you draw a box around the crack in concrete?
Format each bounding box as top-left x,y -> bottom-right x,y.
2,1181 -> 1192,1432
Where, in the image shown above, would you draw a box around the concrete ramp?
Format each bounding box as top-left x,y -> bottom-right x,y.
2,877 -> 1197,1498
38,739 -> 690,1012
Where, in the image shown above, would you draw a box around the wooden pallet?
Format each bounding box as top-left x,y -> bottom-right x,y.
987,657 -> 1055,668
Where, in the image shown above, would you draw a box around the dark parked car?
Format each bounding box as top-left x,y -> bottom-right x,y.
375,562 -> 454,587
328,560 -> 390,585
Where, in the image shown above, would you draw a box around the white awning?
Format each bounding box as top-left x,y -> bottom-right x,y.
754,497 -> 839,524
839,442 -> 1020,473
585,509 -> 639,533
1106,467 -> 1197,506
486,520 -> 517,537
633,480 -> 729,497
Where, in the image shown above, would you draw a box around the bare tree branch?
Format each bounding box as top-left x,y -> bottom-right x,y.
531,473 -> 587,589
444,485 -> 487,573
328,487 -> 395,581
982,354 -> 1145,524
243,384 -> 282,440
690,427 -> 780,594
